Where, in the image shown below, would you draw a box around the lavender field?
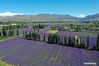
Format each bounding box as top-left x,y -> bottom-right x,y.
0,37 -> 99,66
0,23 -> 99,66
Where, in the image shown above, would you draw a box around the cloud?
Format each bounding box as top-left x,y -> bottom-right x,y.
76,14 -> 86,18
0,12 -> 24,17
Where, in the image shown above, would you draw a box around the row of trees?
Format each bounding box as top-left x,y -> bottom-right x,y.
0,28 -> 19,37
51,25 -> 81,32
51,26 -> 66,31
96,34 -> 99,50
2,24 -> 28,30
0,24 -> 27,37
33,24 -> 45,29
62,24 -> 99,32
70,24 -> 81,32
47,34 -> 88,48
86,34 -> 99,50
23,31 -> 99,51
23,31 -> 40,41
33,24 -> 45,32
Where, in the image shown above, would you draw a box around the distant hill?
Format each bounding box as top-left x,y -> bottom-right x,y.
0,13 -> 99,22
81,13 -> 99,21
0,14 -> 77,22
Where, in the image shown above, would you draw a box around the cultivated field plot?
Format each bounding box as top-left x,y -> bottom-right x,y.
57,31 -> 97,37
45,30 -> 58,34
0,38 -> 99,66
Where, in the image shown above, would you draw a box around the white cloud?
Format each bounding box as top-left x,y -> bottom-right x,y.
76,14 -> 86,18
0,12 -> 24,17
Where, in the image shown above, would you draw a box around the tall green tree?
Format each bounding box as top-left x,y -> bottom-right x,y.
96,34 -> 99,50
60,37 -> 64,45
79,40 -> 86,48
11,30 -> 15,36
48,34 -> 53,43
68,36 -> 72,46
92,44 -> 96,50
53,34 -> 57,44
25,31 -> 28,39
87,36 -> 90,48
57,35 -> 60,44
64,36 -> 67,46
71,37 -> 75,47
28,32 -> 32,40
16,29 -> 19,36
43,34 -> 46,42
2,28 -> 7,36
32,32 -> 35,40
32,32 -> 38,41
0,31 -> 1,37
38,34 -> 40,41
22,31 -> 25,37
8,30 -> 11,37
77,37 -> 79,44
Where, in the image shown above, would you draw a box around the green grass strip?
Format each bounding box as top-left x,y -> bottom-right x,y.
0,36 -> 18,42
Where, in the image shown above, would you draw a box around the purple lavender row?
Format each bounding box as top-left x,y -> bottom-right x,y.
0,38 -> 99,66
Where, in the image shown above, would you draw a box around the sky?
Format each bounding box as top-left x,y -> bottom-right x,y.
0,0 -> 99,17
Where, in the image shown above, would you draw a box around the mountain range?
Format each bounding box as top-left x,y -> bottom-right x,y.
0,13 -> 99,22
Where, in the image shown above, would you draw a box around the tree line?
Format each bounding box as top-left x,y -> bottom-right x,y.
33,24 -> 45,32
51,25 -> 81,32
0,24 -> 28,37
23,31 -> 99,51
0,28 -> 19,37
2,24 -> 28,30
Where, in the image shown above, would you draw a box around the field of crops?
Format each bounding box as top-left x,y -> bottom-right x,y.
57,31 -> 97,37
0,23 -> 99,66
45,30 -> 58,34
0,37 -> 99,66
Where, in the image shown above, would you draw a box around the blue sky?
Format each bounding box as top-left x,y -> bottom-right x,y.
0,0 -> 99,17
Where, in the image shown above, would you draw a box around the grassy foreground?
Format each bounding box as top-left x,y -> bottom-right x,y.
0,36 -> 19,42
0,56 -> 14,66
0,60 -> 14,66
